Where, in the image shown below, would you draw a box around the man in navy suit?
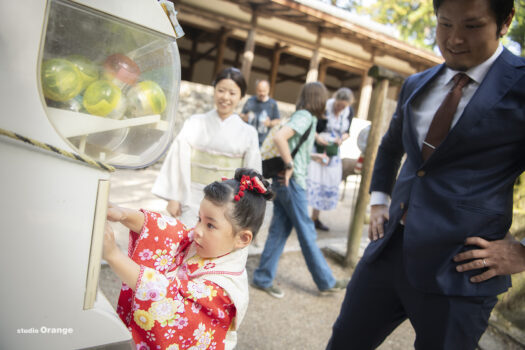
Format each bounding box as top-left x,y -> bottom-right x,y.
327,0 -> 525,349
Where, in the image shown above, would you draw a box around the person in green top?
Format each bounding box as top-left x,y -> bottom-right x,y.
252,82 -> 348,298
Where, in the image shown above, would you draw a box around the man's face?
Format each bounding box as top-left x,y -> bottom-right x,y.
256,81 -> 270,101
436,0 -> 512,71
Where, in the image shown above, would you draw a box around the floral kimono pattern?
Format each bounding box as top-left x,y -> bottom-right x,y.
117,210 -> 241,350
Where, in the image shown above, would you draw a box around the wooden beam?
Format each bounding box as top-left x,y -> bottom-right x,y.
306,27 -> 322,82
318,58 -> 329,83
213,27 -> 231,77
276,71 -> 306,84
266,0 -> 442,65
241,7 -> 258,83
269,43 -> 288,97
356,73 -> 373,120
203,44 -> 220,61
177,5 -> 372,71
177,1 -> 441,76
188,36 -> 199,81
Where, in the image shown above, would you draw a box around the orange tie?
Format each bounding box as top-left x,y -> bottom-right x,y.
422,73 -> 471,161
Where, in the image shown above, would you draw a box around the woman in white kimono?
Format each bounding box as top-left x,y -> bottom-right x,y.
307,87 -> 354,231
152,67 -> 261,226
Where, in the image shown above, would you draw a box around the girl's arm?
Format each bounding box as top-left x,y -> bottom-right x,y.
107,203 -> 145,233
274,125 -> 295,186
103,222 -> 140,290
274,125 -> 295,163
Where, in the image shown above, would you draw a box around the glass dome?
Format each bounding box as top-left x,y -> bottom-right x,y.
39,0 -> 181,168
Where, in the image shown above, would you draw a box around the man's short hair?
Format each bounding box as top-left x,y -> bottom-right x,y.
433,0 -> 514,36
255,79 -> 270,87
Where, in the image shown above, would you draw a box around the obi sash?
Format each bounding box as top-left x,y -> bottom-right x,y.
190,148 -> 243,185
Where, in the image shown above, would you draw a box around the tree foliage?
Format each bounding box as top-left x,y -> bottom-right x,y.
320,0 -> 524,55
358,0 -> 436,50
509,0 -> 525,56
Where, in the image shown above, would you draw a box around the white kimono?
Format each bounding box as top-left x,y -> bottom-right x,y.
152,109 -> 261,226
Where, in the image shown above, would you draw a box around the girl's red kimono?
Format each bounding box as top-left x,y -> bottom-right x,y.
117,210 -> 249,350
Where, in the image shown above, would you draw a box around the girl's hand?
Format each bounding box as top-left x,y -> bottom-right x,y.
167,200 -> 182,217
103,222 -> 119,261
107,202 -> 126,222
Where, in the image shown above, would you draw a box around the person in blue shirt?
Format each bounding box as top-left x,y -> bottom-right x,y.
241,79 -> 281,146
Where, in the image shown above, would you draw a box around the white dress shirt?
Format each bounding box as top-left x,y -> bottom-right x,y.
370,45 -> 504,206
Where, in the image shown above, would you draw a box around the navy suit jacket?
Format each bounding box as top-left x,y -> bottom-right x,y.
367,48 -> 525,297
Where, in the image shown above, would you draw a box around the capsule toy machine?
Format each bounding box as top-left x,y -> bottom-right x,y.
0,0 -> 183,348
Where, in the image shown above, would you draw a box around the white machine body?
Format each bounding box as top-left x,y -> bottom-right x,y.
0,0 -> 182,348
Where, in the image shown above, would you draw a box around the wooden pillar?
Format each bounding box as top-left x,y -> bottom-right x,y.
234,47 -> 241,67
214,27 -> 230,77
188,35 -> 199,81
356,73 -> 373,120
241,8 -> 258,83
345,78 -> 389,267
344,66 -> 405,268
269,43 -> 287,98
318,58 -> 329,83
306,28 -> 322,82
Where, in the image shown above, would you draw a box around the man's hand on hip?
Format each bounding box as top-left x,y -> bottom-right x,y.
454,233 -> 525,283
369,205 -> 389,241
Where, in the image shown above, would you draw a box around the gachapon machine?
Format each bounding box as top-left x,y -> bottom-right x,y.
0,0 -> 183,348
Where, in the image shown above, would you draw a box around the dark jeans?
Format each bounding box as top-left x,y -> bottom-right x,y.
327,225 -> 498,350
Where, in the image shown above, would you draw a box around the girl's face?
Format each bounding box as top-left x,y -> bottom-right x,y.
193,198 -> 251,259
214,78 -> 242,119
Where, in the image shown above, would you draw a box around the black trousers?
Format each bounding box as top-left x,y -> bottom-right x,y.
326,225 -> 497,350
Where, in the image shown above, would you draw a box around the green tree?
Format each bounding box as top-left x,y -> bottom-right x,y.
358,0 -> 436,50
509,0 -> 525,56
324,0 -> 524,53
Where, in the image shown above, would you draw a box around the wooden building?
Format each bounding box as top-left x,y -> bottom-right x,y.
171,0 -> 443,119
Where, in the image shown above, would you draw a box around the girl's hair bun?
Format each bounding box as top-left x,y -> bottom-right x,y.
234,168 -> 274,201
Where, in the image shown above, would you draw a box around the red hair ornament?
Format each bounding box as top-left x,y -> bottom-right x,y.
233,175 -> 267,201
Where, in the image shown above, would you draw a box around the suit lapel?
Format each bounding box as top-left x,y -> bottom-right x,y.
427,49 -> 525,164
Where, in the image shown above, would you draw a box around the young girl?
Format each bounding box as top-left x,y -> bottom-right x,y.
103,168 -> 273,350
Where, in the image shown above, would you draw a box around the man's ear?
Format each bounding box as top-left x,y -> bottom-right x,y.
499,8 -> 515,37
234,229 -> 253,249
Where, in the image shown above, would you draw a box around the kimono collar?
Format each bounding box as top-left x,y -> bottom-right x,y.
168,243 -> 249,280
210,109 -> 242,124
